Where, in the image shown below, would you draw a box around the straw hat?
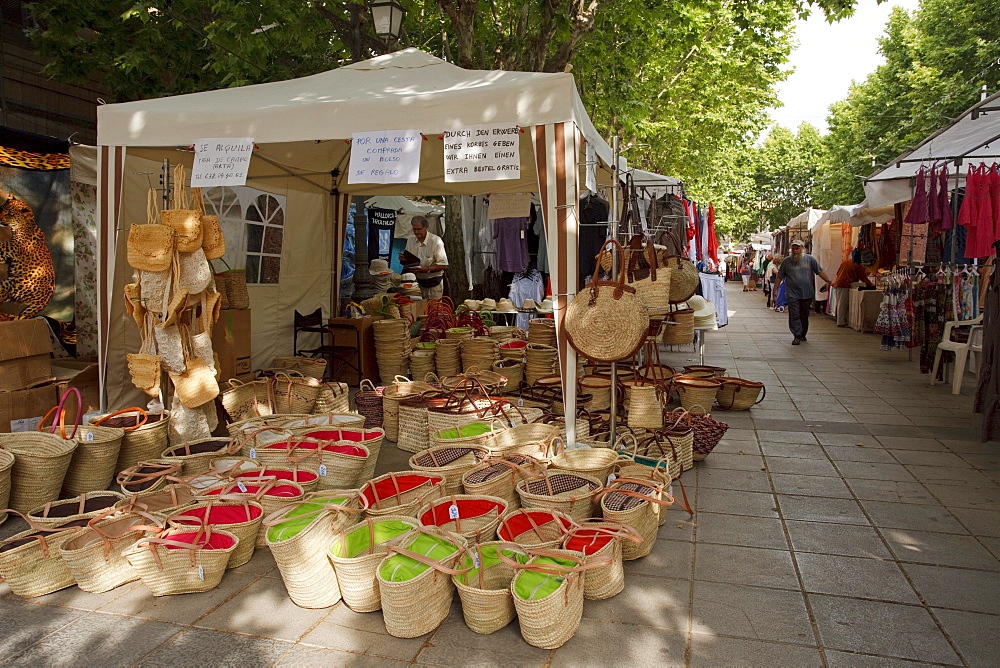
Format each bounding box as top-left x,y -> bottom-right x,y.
497,298 -> 517,313
464,299 -> 480,311
686,295 -> 716,318
522,299 -> 536,310
370,258 -> 391,275
536,298 -> 554,313
480,298 -> 497,311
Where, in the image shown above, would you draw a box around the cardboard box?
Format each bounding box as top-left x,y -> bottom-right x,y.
213,309 -> 252,382
0,319 -> 52,392
53,360 -> 100,425
0,381 -> 57,433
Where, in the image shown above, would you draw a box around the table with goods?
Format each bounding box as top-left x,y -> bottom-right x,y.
0,235 -> 768,650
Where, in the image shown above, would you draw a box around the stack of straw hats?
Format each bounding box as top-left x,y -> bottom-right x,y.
687,295 -> 718,328
372,318 -> 411,380
527,318 -> 556,347
488,325 -> 523,345
524,343 -> 558,384
461,337 -> 499,373
434,338 -> 463,376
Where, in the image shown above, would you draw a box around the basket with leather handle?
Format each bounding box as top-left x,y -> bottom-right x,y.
625,233 -> 671,312
714,377 -> 766,411
564,239 -> 649,363
655,229 -> 700,303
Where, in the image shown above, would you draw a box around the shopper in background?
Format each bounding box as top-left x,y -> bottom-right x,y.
739,258 -> 752,291
402,215 -> 449,300
766,254 -> 783,308
832,255 -> 873,327
774,240 -> 833,345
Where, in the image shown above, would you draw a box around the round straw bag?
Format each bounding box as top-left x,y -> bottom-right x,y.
161,438 -> 231,476
409,445 -> 491,495
562,519 -> 643,599
453,541 -> 531,634
516,471 -> 603,522
221,378 -> 275,422
579,375 -> 612,411
354,379 -> 385,429
377,526 -> 470,638
27,491 -> 125,528
461,455 -> 545,511
91,408 -> 171,473
0,432 -> 78,513
499,339 -> 528,361
497,508 -> 576,549
0,512 -> 93,597
672,377 -> 721,414
117,460 -> 183,495
58,509 -> 159,593
715,377 -> 766,410
61,425 -> 125,497
168,498 -> 264,569
661,308 -> 694,345
122,526 -> 239,596
549,448 -> 632,485
418,494 -> 508,543
564,240 -> 650,363
505,548 -> 595,649
0,449 -> 13,524
360,470 -> 447,518
598,478 -> 671,559
328,515 -> 422,612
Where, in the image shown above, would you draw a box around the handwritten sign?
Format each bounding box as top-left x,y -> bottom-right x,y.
443,123 -> 520,183
488,193 -> 533,220
348,130 -> 422,184
191,138 -> 254,187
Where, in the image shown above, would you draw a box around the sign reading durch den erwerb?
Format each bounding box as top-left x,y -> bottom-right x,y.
190,138 -> 254,187
443,123 -> 521,183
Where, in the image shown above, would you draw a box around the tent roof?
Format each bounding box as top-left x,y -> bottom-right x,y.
627,168 -> 682,196
863,90 -> 1000,207
815,200 -> 894,230
364,195 -> 444,215
787,208 -> 826,228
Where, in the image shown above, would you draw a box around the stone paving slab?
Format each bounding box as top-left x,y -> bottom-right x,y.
1,283 -> 997,666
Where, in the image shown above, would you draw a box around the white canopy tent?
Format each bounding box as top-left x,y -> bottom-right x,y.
96,49 -> 625,436
812,201 -> 894,232
627,168 -> 683,197
864,90 -> 1000,207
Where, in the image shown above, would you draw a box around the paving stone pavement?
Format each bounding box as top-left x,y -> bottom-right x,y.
1,283 -> 997,666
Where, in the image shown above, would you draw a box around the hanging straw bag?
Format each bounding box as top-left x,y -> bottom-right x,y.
168,498 -> 264,569
409,445 -> 492,495
162,164 -> 202,252
264,491 -> 366,608
127,189 -> 174,272
714,377 -> 766,410
0,511 -> 93,597
625,234 -> 671,312
453,541 -> 531,634
377,526 -> 470,638
328,515 -> 422,612
122,525 -> 239,596
418,494 -> 508,543
564,240 -> 650,362
360,470 -> 447,518
169,329 -> 220,409
626,383 -> 666,430
496,508 -> 576,549
656,229 -> 700,303
562,519 -> 643,599
0,431 -> 78,513
192,187 -> 225,260
128,316 -> 162,397
58,509 -> 160,593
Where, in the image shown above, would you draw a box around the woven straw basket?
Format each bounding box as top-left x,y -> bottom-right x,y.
168,499 -> 264,569
161,438 -> 231,477
272,356 -> 327,379
418,494 -> 508,543
461,454 -> 545,511
117,460 -> 183,496
360,471 -> 447,518
516,471 -> 604,522
235,465 -> 319,494
661,308 -> 694,345
27,490 -> 124,528
453,541 -> 530,634
0,513 -> 92,597
328,515 -> 421,612
123,527 -> 239,596
0,449 -> 13,524
598,478 -> 669,559
90,409 -> 171,473
200,478 -> 306,547
508,549 -> 589,649
61,426 -> 124,497
221,378 -> 274,423
116,482 -> 199,520
549,448 -> 632,485
562,520 -> 642,599
496,508 -> 576,549
0,432 -> 78,513
672,377 -> 721,414
58,511 -> 153,593
714,377 -> 766,410
409,445 -> 491,495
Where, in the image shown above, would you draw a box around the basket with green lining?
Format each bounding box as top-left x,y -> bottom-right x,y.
453,541 -> 531,634
430,421 -> 499,450
264,490 -> 366,609
377,526 -> 470,638
328,515 -> 422,612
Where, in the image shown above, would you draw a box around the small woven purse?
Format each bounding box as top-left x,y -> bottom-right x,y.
162,164 -> 202,252
127,189 -> 174,272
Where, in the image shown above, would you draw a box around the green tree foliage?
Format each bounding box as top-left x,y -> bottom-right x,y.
819,0 -> 1000,206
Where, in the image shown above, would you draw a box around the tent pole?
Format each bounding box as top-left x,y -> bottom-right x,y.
253,152 -> 330,192
609,135 -> 620,450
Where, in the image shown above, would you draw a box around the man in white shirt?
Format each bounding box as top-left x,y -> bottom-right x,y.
402,216 -> 449,300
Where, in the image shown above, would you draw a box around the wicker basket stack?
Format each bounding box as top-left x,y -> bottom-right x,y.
372,319 -> 411,380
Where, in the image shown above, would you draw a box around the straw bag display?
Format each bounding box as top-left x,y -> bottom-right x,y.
122,526 -> 239,596
160,438 -> 231,477
360,471 -> 447,518
598,478 -> 672,559
265,491 -> 365,608
328,515 -> 421,612
27,490 -> 124,528
0,431 -> 78,513
625,234 -> 671,312
0,511 -> 93,597
201,477 -> 306,547
655,229 -> 700,303
169,330 -> 220,409
715,377 -> 766,410
453,541 -> 531,634
418,494 -> 508,543
162,164 -> 202,252
562,519 -> 643,599
686,405 -> 730,461
409,445 -> 491,495
505,549 -> 599,649
58,509 -> 160,593
234,465 -> 319,494
124,280 -> 146,330
516,471 -> 604,522
672,376 -> 721,414
564,240 -> 650,363
168,499 -> 264,569
549,448 -> 632,485
496,508 -> 576,549
127,189 -> 174,272
117,481 -> 199,519
192,187 -> 225,260
377,526 -> 470,638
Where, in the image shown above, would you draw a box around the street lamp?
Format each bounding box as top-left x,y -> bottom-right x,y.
368,0 -> 406,42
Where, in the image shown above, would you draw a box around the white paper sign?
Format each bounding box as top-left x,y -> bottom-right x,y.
348,130 -> 422,184
488,193 -> 533,220
10,416 -> 41,432
191,138 -> 254,187
443,123 -> 520,182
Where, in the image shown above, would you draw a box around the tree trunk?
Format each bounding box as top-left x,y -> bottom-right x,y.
442,195 -> 470,303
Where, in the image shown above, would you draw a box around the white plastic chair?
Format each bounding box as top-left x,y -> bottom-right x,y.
930,316 -> 984,395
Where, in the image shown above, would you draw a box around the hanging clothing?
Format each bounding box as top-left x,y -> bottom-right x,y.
938,165 -> 954,231
493,216 -> 531,273
367,207 -> 397,261
706,203 -> 719,263
904,166 -> 930,225
509,269 -> 544,329
532,204 -> 548,274
578,194 -> 610,278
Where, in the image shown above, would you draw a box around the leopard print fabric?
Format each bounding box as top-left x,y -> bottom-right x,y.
0,197 -> 55,320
